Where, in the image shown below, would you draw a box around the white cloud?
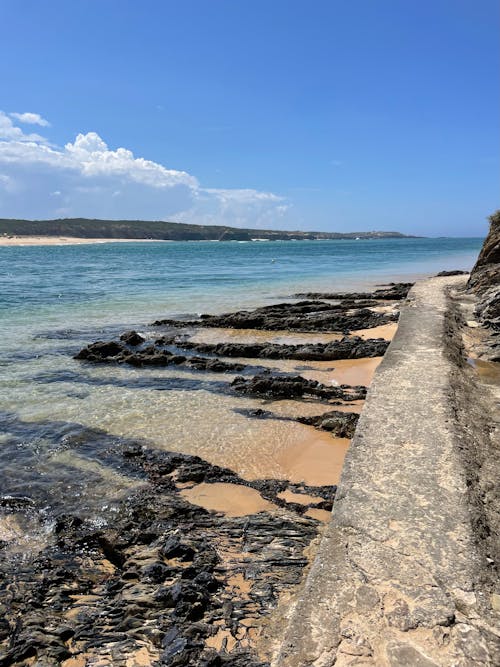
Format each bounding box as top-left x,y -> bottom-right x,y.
10,112 -> 50,127
204,188 -> 283,203
0,111 -> 287,227
64,132 -> 198,189
0,112 -> 47,143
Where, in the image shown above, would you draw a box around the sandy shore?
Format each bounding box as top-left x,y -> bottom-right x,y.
0,236 -> 166,246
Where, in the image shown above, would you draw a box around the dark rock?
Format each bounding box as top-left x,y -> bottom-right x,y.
468,211 -> 500,335
54,514 -> 83,534
153,301 -> 398,333
468,211 -> 500,295
436,270 -> 468,277
231,373 -> 366,401
0,444 -> 330,667
75,340 -> 245,373
293,282 -> 413,301
177,336 -> 389,361
141,561 -> 170,583
74,340 -> 124,360
160,537 -> 196,561
297,410 -> 359,438
120,330 -> 145,346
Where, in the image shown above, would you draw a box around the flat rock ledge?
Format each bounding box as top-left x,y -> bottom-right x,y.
274,276 -> 500,667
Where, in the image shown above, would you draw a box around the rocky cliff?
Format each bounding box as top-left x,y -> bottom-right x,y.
468,210 -> 500,332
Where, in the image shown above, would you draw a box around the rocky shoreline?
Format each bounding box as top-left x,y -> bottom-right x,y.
0,283 -> 411,666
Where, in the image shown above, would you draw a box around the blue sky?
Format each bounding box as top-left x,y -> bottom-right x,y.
0,0 -> 498,236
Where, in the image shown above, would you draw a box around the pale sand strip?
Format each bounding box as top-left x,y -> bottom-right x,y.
0,236 -> 169,246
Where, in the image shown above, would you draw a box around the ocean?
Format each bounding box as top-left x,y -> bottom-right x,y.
0,237 -> 483,549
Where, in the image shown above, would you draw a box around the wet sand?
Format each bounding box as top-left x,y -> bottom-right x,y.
353,322 -> 398,340
0,278 -> 407,666
189,327 -> 344,346
180,482 -> 275,517
219,354 -> 383,386
468,356 -> 500,385
277,432 -> 351,486
277,489 -> 323,505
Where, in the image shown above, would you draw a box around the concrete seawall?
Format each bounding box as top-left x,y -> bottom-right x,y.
274,277 -> 500,666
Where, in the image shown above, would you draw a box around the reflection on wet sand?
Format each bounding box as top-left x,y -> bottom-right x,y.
277,489 -> 323,506
315,356 -> 383,386
265,399 -> 364,419
277,432 -> 351,486
353,322 -> 397,340
468,357 -> 500,385
243,355 -> 383,386
304,508 -> 332,522
188,327 -> 343,346
180,482 -> 275,517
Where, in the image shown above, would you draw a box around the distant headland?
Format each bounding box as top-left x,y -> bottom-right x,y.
0,218 -> 417,242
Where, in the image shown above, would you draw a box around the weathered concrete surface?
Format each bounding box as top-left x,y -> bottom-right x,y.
274,277 -> 500,666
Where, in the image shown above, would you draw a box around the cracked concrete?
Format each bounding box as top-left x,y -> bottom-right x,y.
273,277 -> 500,666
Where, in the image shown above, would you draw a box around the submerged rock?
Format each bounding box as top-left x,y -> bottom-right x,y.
231,373 -> 366,401
293,282 -> 413,301
120,330 -> 145,346
152,302 -> 398,333
297,410 -> 360,438
75,340 -> 246,373
173,336 -> 389,361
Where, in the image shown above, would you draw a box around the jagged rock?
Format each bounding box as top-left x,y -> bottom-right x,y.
468,211 -> 500,295
75,340 -> 245,372
0,445 -> 332,667
231,373 -> 366,401
153,302 -> 397,333
75,340 -> 124,360
468,211 -> 500,333
436,270 -> 468,277
174,336 -> 389,361
120,330 -> 145,346
293,282 -> 413,301
297,410 -> 359,438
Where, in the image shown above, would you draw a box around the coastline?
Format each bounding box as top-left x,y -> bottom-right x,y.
0,277 -> 409,666
0,231 -> 493,666
0,235 -> 171,246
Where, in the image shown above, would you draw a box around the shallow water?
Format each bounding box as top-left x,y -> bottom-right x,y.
0,238 -> 481,544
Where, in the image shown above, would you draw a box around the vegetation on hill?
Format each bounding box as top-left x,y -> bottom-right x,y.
0,218 -> 415,241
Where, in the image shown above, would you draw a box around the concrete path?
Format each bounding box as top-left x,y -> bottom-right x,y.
274,277 -> 500,666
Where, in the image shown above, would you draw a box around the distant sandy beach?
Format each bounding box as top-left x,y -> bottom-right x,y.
0,236 -> 166,246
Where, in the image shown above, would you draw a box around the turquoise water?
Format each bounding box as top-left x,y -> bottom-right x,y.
0,237 -> 483,543
0,237 -> 482,330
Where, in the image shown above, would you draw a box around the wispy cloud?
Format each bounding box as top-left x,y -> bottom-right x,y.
10,111 -> 50,127
0,111 -> 287,227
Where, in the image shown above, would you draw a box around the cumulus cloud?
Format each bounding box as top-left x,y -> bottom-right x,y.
10,112 -> 50,127
0,113 -> 47,143
0,111 -> 287,227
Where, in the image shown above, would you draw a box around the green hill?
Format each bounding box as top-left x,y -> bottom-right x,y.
0,218 -> 416,241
